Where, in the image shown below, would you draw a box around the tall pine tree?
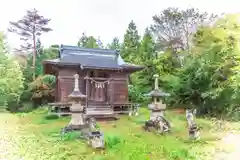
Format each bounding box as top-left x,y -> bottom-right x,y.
8,8 -> 52,80
133,28 -> 156,91
107,37 -> 121,50
121,20 -> 140,62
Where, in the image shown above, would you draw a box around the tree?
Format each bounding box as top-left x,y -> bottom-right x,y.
87,36 -> 99,48
0,33 -> 24,111
77,32 -> 88,47
8,8 -> 52,80
107,37 -> 121,50
151,7 -> 217,54
23,44 -> 58,84
139,28 -> 156,62
133,28 -> 156,91
162,14 -> 240,117
77,33 -> 101,48
96,36 -> 104,49
121,20 -> 140,62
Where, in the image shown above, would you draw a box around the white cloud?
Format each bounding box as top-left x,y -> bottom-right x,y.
0,0 -> 239,50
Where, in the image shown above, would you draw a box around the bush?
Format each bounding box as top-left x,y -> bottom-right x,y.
105,133 -> 122,149
28,74 -> 56,107
20,90 -> 32,102
5,94 -> 23,112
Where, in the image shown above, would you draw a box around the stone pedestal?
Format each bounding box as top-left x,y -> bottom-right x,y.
68,102 -> 85,126
150,109 -> 164,120
148,102 -> 166,120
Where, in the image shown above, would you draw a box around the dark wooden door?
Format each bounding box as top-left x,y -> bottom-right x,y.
89,71 -> 108,103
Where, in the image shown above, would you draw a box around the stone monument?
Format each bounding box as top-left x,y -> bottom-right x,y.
186,109 -> 200,140
143,74 -> 171,134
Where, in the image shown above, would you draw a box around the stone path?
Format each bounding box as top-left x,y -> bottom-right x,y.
0,114 -> 22,160
214,132 -> 240,160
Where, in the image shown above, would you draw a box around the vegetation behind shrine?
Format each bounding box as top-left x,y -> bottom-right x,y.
1,8 -> 240,120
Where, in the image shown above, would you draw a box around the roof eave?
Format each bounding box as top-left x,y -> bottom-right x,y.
121,65 -> 145,72
81,66 -> 123,71
43,60 -> 123,70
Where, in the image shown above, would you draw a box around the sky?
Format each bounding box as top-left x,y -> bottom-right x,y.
0,0 -> 239,50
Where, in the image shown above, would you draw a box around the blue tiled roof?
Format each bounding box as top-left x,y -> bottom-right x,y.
44,45 -> 144,70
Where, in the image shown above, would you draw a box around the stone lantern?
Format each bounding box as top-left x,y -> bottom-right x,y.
61,74 -> 105,149
147,74 -> 170,120
67,74 -> 87,129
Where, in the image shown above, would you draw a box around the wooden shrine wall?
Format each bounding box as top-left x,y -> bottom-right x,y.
55,68 -> 130,104
110,72 -> 129,103
57,68 -> 86,102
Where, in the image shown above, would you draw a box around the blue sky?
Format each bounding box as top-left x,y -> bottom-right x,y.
0,0 -> 239,50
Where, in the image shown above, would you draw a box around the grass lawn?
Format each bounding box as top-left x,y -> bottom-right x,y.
1,107 -> 240,160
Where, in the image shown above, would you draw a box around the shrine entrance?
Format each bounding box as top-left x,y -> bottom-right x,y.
87,71 -> 109,103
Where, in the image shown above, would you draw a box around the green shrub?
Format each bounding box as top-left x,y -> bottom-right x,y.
5,94 -> 23,112
128,85 -> 149,104
20,90 -> 32,102
28,74 -> 56,107
105,133 -> 122,149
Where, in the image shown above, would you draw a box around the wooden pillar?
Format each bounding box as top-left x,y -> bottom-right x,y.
110,78 -> 114,107
86,72 -> 89,107
55,75 -> 59,102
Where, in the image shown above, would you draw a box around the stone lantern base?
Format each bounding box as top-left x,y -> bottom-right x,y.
68,103 -> 85,126
150,109 -> 164,121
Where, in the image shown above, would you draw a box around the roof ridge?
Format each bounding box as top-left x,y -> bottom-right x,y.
60,44 -> 119,54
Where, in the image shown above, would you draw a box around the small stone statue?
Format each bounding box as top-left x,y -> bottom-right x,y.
186,109 -> 200,140
155,116 -> 171,134
143,115 -> 171,134
87,131 -> 105,149
86,117 -> 105,149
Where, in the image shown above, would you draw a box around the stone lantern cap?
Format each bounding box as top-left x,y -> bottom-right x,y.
68,90 -> 87,99
145,89 -> 170,97
68,74 -> 87,100
144,73 -> 170,97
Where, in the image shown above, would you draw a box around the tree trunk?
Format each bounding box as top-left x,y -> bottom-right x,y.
32,30 -> 36,80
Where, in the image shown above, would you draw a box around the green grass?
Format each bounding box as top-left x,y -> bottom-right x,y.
0,106 -> 239,160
